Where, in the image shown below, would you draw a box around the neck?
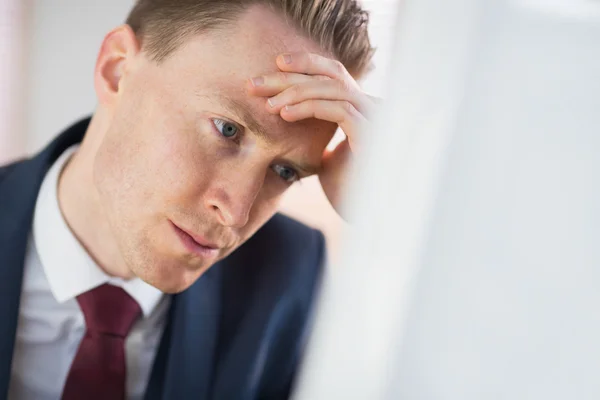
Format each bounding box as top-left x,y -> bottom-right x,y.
57,110 -> 135,279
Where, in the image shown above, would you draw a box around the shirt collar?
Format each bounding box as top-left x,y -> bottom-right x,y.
32,145 -> 164,317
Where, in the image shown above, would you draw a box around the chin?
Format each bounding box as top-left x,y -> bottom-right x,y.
132,259 -> 213,294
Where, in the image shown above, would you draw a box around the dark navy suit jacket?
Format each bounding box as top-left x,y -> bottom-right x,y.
0,118 -> 325,399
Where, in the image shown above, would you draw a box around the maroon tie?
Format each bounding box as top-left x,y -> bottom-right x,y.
61,284 -> 142,400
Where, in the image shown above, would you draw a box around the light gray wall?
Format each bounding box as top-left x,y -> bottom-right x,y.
25,0 -> 135,153
0,0 -> 27,164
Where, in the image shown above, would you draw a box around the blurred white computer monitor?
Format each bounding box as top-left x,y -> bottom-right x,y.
293,0 -> 600,399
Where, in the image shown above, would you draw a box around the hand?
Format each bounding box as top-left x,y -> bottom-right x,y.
247,52 -> 377,219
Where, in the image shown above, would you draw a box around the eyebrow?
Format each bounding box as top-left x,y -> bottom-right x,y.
207,92 -> 274,145
199,92 -> 322,176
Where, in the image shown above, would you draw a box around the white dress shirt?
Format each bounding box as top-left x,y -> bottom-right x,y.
8,146 -> 171,400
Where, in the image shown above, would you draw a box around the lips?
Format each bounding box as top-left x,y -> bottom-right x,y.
178,225 -> 218,248
170,221 -> 221,258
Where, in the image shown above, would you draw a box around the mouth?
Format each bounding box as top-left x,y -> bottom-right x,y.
170,220 -> 220,259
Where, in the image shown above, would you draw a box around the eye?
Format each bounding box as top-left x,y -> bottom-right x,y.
212,118 -> 239,138
272,165 -> 299,183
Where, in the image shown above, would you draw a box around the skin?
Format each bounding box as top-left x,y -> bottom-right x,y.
57,5 -> 374,293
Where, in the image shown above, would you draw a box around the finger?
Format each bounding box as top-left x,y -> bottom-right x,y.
247,72 -> 330,97
276,52 -> 357,85
280,99 -> 366,150
265,79 -> 370,115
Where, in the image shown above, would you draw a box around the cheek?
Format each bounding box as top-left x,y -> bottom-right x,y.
96,112 -> 214,218
147,127 -> 222,212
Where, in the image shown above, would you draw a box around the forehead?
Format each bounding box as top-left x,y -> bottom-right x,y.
207,5 -> 330,79
156,6 -> 335,148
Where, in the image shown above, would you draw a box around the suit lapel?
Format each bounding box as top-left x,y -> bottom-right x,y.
0,157 -> 44,397
0,118 -> 88,397
145,265 -> 223,400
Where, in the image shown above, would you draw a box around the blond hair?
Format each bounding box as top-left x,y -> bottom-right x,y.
126,0 -> 374,77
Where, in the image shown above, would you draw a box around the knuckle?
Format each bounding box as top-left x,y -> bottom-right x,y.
342,100 -> 357,115
276,71 -> 289,84
337,79 -> 352,94
332,60 -> 347,76
289,84 -> 303,98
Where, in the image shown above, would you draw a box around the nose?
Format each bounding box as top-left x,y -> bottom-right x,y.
205,169 -> 266,228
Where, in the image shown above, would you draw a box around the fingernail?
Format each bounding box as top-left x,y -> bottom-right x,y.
267,97 -> 278,107
251,77 -> 264,87
282,54 -> 292,64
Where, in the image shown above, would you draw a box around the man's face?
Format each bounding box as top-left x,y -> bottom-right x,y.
93,7 -> 336,293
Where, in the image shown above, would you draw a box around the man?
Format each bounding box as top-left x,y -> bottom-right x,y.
0,0 -> 374,399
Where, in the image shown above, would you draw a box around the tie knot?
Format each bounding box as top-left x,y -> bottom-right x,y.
76,284 -> 141,337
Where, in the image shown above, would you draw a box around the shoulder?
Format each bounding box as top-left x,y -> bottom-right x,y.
248,213 -> 326,265
0,158 -> 37,213
231,213 -> 325,281
0,158 -> 25,185
212,215 -> 327,398
219,213 -> 326,305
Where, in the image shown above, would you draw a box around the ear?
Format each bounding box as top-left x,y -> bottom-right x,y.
94,24 -> 140,107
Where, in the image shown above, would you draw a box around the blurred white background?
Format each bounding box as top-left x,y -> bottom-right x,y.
294,1 -> 600,399
0,0 -> 398,260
